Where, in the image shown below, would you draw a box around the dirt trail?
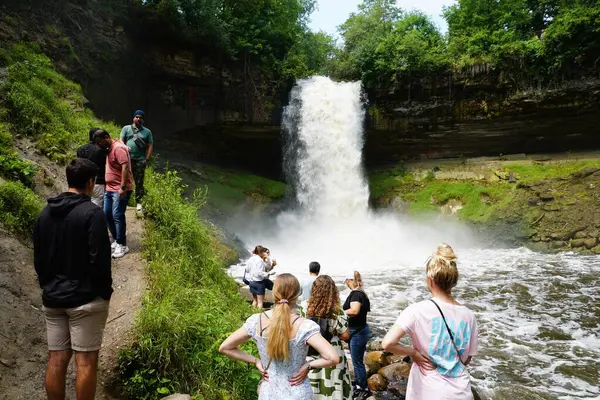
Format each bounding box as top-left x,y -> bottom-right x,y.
0,208 -> 146,400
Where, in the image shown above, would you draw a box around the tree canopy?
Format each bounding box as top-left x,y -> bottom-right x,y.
331,0 -> 600,90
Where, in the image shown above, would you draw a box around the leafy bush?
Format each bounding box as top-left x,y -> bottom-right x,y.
0,122 -> 36,187
0,180 -> 44,237
118,168 -> 259,400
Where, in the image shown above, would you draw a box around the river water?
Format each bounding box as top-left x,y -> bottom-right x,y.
228,76 -> 600,399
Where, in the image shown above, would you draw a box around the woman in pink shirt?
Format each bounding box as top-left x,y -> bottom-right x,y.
382,244 -> 478,400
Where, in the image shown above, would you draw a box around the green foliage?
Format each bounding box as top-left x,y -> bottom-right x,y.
0,180 -> 44,237
282,31 -> 336,79
1,44 -> 120,163
118,168 -> 259,400
503,160 -> 600,183
0,122 -> 37,186
332,0 -> 600,90
139,0 -> 321,78
332,1 -> 447,88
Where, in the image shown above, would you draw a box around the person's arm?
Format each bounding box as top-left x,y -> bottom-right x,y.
115,147 -> 130,197
88,209 -> 112,294
219,327 -> 268,379
382,325 -> 435,373
289,333 -> 340,386
145,143 -> 153,162
32,217 -> 44,286
119,163 -> 129,197
344,301 -> 362,317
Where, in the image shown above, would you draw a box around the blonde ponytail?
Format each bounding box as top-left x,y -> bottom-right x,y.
267,274 -> 301,360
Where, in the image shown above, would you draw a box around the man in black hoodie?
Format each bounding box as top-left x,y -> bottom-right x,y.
76,127 -> 107,208
33,158 -> 112,400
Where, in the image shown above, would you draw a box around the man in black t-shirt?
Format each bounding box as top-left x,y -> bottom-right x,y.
76,128 -> 108,208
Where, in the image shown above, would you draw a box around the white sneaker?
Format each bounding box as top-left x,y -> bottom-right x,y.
136,203 -> 143,217
112,244 -> 129,258
111,241 -> 118,251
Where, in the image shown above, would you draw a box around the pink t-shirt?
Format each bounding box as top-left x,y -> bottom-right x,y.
395,298 -> 478,400
105,141 -> 133,192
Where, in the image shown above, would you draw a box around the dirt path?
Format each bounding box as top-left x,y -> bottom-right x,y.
0,208 -> 146,400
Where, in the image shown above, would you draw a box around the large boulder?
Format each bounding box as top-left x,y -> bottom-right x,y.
365,351 -> 386,376
367,373 -> 388,392
378,362 -> 412,383
387,378 -> 408,399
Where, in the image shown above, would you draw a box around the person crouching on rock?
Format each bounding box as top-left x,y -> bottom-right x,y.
381,243 -> 479,400
246,245 -> 277,309
306,275 -> 353,400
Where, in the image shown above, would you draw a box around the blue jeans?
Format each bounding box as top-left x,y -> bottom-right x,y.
349,324 -> 370,390
104,190 -> 131,245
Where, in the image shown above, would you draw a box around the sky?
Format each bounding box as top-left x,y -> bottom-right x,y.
308,0 -> 456,38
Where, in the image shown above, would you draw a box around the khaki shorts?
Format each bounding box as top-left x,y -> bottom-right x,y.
43,298 -> 110,352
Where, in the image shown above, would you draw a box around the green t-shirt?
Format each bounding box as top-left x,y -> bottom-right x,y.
120,124 -> 153,161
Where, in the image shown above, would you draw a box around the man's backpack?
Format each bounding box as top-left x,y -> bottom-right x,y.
307,316 -> 334,357
125,125 -> 147,151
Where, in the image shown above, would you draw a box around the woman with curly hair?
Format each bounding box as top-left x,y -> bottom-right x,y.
306,275 -> 353,400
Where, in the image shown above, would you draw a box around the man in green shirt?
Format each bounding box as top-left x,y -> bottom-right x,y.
120,109 -> 153,216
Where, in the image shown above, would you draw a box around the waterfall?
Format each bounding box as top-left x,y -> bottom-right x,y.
282,76 -> 369,218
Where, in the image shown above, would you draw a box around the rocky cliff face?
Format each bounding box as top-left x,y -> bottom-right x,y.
364,76 -> 600,166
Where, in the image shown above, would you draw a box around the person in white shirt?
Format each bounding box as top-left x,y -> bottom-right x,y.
244,245 -> 277,309
299,261 -> 320,311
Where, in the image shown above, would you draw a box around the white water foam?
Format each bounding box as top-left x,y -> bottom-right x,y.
227,76 -> 600,398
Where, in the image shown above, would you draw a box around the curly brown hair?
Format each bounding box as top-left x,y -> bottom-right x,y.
306,275 -> 340,319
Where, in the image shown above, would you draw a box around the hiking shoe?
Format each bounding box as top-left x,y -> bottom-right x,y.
112,244 -> 129,258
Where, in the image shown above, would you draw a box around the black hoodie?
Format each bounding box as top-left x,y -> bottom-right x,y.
33,192 -> 112,308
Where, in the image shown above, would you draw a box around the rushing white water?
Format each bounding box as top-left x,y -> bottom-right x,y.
282,77 -> 369,218
227,76 -> 600,399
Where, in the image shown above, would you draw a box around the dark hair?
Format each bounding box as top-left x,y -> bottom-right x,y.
66,158 -> 98,190
309,261 -> 321,274
252,245 -> 268,255
93,129 -> 110,142
88,127 -> 100,142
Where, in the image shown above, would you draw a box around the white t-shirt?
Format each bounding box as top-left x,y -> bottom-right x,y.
394,298 -> 478,400
300,275 -> 317,302
245,254 -> 270,282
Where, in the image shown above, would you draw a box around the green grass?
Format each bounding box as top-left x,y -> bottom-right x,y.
173,163 -> 287,213
368,160 -> 600,223
0,180 -> 44,237
1,43 -> 120,163
502,160 -> 600,183
402,181 -> 514,222
117,168 -> 259,400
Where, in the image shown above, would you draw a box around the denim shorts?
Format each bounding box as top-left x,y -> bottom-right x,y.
248,279 -> 274,295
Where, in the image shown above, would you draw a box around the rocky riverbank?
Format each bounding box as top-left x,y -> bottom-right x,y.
369,153 -> 600,254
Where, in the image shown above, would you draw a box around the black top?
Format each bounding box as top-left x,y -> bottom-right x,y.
33,192 -> 112,308
343,290 -> 370,329
76,143 -> 107,184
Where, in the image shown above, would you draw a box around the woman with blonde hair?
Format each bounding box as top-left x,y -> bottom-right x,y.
342,271 -> 371,397
381,244 -> 479,400
219,273 -> 340,399
306,275 -> 352,400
